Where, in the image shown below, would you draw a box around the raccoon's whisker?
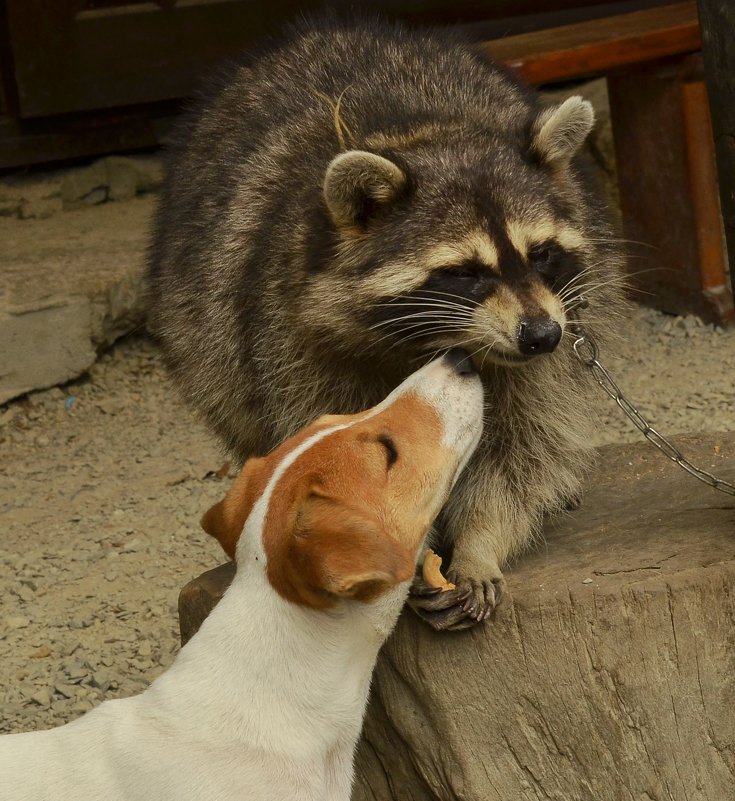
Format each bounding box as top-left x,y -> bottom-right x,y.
368,310 -> 475,331
373,296 -> 479,315
408,289 -> 484,308
367,321 -> 471,354
558,271 -> 633,303
421,332 -> 485,361
556,272 -> 590,300
478,339 -> 502,372
388,323 -> 470,342
369,316 -> 471,341
583,237 -> 658,250
562,274 -> 634,301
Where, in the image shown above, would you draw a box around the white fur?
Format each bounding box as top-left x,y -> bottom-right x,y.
0,354 -> 482,801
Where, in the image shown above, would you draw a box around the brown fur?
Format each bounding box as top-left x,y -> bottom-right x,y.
203,392 -> 447,608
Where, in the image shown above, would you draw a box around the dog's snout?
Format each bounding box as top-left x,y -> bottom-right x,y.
517,319 -> 562,356
443,348 -> 477,376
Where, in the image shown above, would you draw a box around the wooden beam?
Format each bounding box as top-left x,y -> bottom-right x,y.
482,1 -> 700,85
697,0 -> 735,292
607,56 -> 729,322
680,79 -> 734,321
0,107 -> 176,170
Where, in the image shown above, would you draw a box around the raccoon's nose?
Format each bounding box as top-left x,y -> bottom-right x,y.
517,319 -> 562,355
444,347 -> 477,376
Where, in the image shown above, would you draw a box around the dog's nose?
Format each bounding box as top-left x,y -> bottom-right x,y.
517,319 -> 562,355
443,348 -> 477,376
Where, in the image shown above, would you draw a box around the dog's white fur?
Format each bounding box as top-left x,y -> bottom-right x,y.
0,354 -> 483,801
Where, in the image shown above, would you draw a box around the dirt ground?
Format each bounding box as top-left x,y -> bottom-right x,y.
2,300 -> 734,734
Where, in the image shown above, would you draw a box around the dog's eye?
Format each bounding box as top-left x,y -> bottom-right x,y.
378,433 -> 398,468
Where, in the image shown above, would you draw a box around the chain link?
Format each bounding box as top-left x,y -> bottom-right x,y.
569,316 -> 735,497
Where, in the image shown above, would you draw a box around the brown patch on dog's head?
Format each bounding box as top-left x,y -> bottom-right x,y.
202,389 -> 454,608
201,457 -> 268,560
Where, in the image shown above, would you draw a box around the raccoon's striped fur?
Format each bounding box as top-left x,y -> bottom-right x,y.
148,18 -> 627,628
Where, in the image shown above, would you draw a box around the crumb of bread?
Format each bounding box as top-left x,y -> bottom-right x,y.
422,549 -> 456,591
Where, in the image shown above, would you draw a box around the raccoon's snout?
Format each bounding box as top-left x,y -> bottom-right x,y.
517,318 -> 562,356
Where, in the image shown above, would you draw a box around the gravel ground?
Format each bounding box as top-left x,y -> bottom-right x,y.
1,306 -> 734,735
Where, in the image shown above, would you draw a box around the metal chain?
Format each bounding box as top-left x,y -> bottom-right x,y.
569,310 -> 735,497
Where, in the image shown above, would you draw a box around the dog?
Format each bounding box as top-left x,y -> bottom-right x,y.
0,349 -> 483,801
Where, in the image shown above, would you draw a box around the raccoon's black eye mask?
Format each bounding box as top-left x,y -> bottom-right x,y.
428,261 -> 498,302
527,241 -> 583,293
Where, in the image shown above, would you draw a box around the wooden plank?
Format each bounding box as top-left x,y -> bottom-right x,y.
680,79 -> 734,321
608,55 -> 727,322
696,0 -> 735,296
4,1 -> 679,119
4,1 -> 274,118
482,1 -> 700,85
0,107 -> 176,170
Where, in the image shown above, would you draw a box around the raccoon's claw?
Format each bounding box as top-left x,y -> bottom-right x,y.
407,572 -> 504,631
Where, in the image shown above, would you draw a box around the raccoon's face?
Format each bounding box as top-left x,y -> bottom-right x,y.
320,96 -> 601,369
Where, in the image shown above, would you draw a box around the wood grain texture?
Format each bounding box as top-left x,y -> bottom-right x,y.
483,1 -> 700,84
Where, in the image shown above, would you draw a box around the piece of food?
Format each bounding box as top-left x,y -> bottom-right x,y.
422,549 -> 456,592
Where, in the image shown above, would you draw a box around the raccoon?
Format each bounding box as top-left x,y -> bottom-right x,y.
148,18 -> 626,630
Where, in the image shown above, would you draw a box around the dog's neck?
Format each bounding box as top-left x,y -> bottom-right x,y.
145,555 -> 409,760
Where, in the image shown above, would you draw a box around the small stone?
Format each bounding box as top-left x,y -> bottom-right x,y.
30,688 -> 52,706
15,585 -> 35,603
65,661 -> 87,680
137,641 -> 152,658
5,615 -> 30,630
65,641 -> 82,656
582,578 -> 593,585
91,670 -> 110,691
54,682 -> 77,699
30,645 -> 51,659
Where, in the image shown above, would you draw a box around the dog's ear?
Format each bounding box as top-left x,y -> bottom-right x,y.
201,457 -> 266,560
323,150 -> 406,229
286,492 -> 415,605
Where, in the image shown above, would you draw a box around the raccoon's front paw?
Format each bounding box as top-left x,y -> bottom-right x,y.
408,570 -> 505,632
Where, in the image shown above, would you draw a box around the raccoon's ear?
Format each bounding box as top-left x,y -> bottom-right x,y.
324,150 -> 406,228
530,96 -> 594,169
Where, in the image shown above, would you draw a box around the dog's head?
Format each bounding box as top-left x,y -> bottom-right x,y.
202,349 -> 483,608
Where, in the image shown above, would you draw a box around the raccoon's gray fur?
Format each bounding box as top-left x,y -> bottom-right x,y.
148,18 -> 626,629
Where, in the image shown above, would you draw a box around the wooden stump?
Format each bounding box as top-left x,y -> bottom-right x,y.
178,432 -> 735,800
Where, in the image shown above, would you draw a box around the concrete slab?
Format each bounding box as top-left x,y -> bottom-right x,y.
0,196 -> 153,403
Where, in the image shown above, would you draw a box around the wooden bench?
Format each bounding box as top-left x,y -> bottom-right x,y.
483,0 -> 733,324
